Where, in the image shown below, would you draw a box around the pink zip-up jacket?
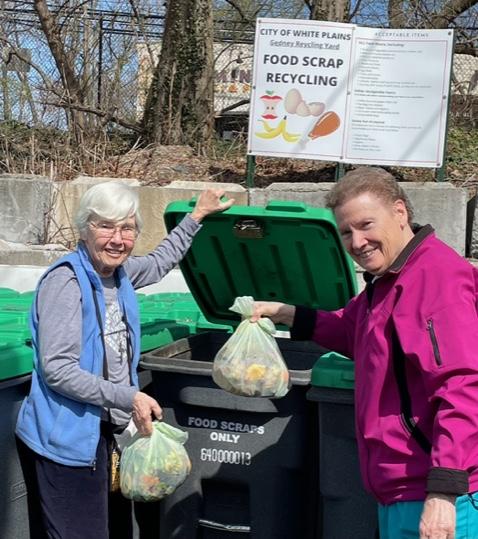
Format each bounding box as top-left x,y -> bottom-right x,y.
292,225 -> 478,505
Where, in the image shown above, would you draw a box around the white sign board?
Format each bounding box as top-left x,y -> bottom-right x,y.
247,19 -> 454,168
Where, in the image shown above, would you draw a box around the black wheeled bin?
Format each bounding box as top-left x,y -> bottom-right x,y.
140,200 -> 358,539
0,332 -> 34,539
307,351 -> 379,539
141,334 -> 327,538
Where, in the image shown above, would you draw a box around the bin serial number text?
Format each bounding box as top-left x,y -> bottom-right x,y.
200,448 -> 252,466
188,416 -> 264,466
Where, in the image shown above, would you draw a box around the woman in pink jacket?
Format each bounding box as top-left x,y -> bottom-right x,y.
253,167 -> 478,539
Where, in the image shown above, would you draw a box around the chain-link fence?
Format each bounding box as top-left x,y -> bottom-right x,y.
1,2 -> 477,131
0,1 -> 164,129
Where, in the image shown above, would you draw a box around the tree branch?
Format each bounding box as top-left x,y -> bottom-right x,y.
431,0 -> 478,27
127,0 -> 158,67
222,0 -> 254,26
217,98 -> 250,115
41,100 -> 142,133
350,0 -> 364,20
33,0 -> 84,102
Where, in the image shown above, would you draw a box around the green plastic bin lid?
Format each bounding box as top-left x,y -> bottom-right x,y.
0,341 -> 34,380
0,324 -> 31,340
164,200 -> 357,327
195,313 -> 233,333
0,287 -> 20,298
140,320 -> 191,353
311,351 -> 355,389
0,312 -> 29,325
140,305 -> 200,328
138,292 -> 197,305
145,292 -> 197,304
138,292 -> 231,333
0,299 -> 33,313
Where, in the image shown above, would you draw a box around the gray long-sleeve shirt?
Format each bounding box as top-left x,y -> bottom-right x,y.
37,214 -> 200,425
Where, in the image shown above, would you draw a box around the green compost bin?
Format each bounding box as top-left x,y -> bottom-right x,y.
141,200 -> 358,539
0,292 -> 33,539
138,292 -> 201,347
139,316 -> 191,353
307,352 -> 379,539
138,292 -> 232,345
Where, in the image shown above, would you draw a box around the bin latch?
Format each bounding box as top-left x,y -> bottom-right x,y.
233,219 -> 264,239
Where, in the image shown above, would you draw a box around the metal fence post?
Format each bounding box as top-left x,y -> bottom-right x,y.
97,17 -> 104,109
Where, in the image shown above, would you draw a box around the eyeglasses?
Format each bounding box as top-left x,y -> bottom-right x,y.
89,221 -> 138,240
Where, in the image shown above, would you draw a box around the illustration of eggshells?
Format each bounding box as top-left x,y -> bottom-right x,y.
308,102 -> 326,117
309,111 -> 341,139
284,89 -> 302,114
296,101 -> 311,117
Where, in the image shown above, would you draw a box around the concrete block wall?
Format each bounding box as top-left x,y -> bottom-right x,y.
0,174 -> 54,244
0,174 -> 472,276
405,183 -> 467,256
51,176 -> 141,249
52,177 -> 248,255
139,181 -> 247,254
250,181 -> 467,256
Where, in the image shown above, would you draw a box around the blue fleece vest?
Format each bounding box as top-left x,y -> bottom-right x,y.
15,243 -> 140,467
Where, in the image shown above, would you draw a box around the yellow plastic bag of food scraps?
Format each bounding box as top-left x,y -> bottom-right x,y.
212,296 -> 290,398
120,421 -> 191,502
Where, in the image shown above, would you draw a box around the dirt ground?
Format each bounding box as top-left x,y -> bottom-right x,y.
95,143 -> 475,191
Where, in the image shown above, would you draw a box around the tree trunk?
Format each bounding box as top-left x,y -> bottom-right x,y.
1,63 -> 11,122
141,0 -> 214,152
310,0 -> 349,22
33,0 -> 86,139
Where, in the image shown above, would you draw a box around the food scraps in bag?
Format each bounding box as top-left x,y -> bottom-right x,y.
214,358 -> 290,398
120,421 -> 191,502
212,296 -> 290,398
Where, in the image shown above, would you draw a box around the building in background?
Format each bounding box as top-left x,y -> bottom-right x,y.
136,41 -> 253,118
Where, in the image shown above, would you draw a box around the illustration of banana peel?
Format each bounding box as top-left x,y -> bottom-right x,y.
255,117 -> 301,143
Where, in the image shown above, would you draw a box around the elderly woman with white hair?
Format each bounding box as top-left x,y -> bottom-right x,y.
15,181 -> 233,539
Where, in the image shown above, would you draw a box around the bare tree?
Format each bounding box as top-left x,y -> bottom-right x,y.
388,0 -> 477,31
0,1 -> 148,136
33,0 -> 88,138
1,0 -> 476,148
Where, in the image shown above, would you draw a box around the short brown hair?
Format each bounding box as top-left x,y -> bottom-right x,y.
326,167 -> 414,223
